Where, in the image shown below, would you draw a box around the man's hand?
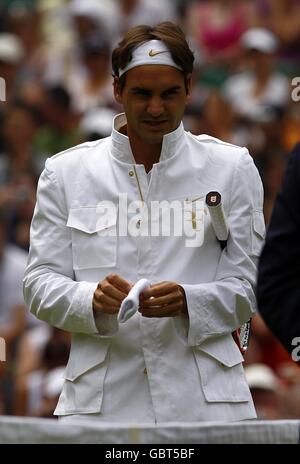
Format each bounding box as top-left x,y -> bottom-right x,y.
93,274 -> 132,314
139,281 -> 188,318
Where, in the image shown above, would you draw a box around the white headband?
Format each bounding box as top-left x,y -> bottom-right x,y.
118,39 -> 183,77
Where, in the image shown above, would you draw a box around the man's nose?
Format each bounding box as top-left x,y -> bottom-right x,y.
147,96 -> 164,117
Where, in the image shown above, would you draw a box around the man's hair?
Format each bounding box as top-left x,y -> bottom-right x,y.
112,22 -> 194,93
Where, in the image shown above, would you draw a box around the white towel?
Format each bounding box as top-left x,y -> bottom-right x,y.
118,278 -> 150,323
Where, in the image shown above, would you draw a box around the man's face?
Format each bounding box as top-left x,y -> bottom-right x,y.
114,65 -> 191,146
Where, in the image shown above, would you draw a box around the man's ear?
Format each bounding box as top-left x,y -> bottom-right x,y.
113,78 -> 122,104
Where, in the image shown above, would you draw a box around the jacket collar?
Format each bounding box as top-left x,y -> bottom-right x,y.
111,113 -> 185,165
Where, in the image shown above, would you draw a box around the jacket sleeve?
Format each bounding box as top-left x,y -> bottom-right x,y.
23,158 -> 107,335
181,149 -> 265,347
257,143 -> 300,356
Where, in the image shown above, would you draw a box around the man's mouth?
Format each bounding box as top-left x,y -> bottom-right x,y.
143,120 -> 168,128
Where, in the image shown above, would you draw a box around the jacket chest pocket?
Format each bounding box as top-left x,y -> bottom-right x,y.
67,205 -> 117,270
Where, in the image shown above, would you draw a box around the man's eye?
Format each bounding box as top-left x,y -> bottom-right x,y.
163,90 -> 180,98
132,90 -> 149,97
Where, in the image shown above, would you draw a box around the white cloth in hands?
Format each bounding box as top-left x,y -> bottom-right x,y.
118,278 -> 150,323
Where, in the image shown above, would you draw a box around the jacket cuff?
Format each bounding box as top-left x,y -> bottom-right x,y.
93,312 -> 119,337
181,284 -> 213,346
72,281 -> 99,333
73,281 -> 119,336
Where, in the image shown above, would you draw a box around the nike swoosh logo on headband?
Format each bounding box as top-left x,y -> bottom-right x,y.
148,49 -> 168,57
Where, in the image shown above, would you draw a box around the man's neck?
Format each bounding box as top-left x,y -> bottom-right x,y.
119,124 -> 162,173
130,139 -> 161,173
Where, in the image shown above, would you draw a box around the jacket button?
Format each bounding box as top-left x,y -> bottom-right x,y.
129,170 -> 134,177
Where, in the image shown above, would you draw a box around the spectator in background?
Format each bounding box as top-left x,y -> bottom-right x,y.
222,28 -> 290,121
0,101 -> 41,182
200,90 -> 236,143
43,0 -> 112,89
0,101 -> 39,250
1,174 -> 37,251
79,107 -> 117,142
244,363 -> 284,419
13,327 -> 70,416
243,315 -> 300,419
34,85 -> 82,157
69,0 -> 113,42
185,0 -> 255,64
37,366 -> 65,418
253,0 -> 300,73
0,212 -> 27,413
0,213 -> 27,343
113,0 -> 177,38
0,33 -> 25,106
65,32 -> 118,113
4,1 -> 46,84
239,105 -> 288,225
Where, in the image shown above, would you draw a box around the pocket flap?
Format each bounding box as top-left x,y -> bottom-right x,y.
64,333 -> 109,381
252,210 -> 265,239
67,205 -> 117,234
196,334 -> 244,367
193,334 -> 251,403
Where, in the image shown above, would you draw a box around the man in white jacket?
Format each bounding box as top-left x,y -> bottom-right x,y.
23,22 -> 265,423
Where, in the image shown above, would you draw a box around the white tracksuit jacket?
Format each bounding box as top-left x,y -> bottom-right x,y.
23,114 -> 265,422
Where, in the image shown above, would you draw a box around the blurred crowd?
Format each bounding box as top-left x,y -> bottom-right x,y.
0,0 -> 300,420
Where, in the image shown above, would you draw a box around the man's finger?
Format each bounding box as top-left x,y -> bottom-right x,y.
141,290 -> 182,308
139,301 -> 183,318
93,298 -> 119,314
107,274 -> 132,293
140,282 -> 176,300
98,292 -> 122,308
100,279 -> 128,302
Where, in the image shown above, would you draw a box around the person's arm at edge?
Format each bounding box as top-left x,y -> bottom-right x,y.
257,142 -> 300,356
